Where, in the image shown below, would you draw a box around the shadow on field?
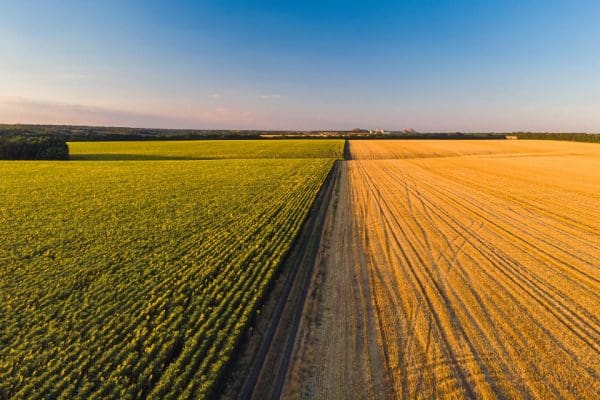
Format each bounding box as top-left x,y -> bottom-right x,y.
70,154 -> 222,161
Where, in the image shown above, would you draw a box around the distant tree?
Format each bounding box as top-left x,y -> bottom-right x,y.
514,132 -> 599,143
0,135 -> 69,160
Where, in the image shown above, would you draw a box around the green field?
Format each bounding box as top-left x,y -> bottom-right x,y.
69,139 -> 344,160
0,140 -> 342,399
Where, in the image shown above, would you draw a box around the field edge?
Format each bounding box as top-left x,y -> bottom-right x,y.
214,160 -> 341,399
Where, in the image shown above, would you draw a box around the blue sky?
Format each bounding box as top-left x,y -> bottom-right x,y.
1,0 -> 599,131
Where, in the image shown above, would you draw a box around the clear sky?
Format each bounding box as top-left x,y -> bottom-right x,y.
1,0 -> 599,131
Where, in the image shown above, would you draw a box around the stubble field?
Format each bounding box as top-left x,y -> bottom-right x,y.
285,140 -> 600,399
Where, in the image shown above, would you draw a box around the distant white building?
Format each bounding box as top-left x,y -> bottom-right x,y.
369,128 -> 388,134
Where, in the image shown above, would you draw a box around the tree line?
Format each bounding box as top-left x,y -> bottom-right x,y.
0,135 -> 69,160
513,132 -> 599,143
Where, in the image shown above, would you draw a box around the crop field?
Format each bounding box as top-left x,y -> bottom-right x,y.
69,139 -> 343,160
285,140 -> 600,399
0,140 -> 342,399
348,138 -> 600,159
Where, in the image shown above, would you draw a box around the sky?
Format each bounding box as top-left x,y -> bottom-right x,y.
1,0 -> 600,131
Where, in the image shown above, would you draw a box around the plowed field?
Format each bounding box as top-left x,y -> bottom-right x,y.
284,140 -> 600,399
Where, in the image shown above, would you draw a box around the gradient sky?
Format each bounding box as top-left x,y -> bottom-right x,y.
1,0 -> 600,131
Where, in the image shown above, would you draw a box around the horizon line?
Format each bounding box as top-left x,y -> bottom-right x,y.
1,122 -> 598,135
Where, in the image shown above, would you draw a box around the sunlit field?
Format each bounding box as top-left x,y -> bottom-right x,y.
0,140 -> 342,399
69,139 -> 344,160
285,140 -> 600,399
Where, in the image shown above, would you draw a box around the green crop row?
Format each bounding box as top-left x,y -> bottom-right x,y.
69,139 -> 345,160
0,155 -> 335,399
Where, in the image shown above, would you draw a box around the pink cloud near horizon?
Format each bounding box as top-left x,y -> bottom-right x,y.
0,97 -> 266,130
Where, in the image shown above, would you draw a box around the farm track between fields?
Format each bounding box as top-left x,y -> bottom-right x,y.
283,140 -> 600,399
224,161 -> 340,400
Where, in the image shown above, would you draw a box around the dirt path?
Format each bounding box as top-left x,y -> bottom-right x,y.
282,162 -> 394,399
283,140 -> 600,399
231,162 -> 340,400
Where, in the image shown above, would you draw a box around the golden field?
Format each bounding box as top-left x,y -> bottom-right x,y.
284,140 -> 600,399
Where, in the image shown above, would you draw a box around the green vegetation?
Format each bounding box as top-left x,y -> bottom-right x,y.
0,124 -> 274,140
0,140 -> 341,399
0,135 -> 69,160
69,139 -> 344,160
513,132 -> 600,143
3,124 -> 599,144
0,124 -> 343,141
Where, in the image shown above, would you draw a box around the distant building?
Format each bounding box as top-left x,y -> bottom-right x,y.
505,135 -> 518,140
